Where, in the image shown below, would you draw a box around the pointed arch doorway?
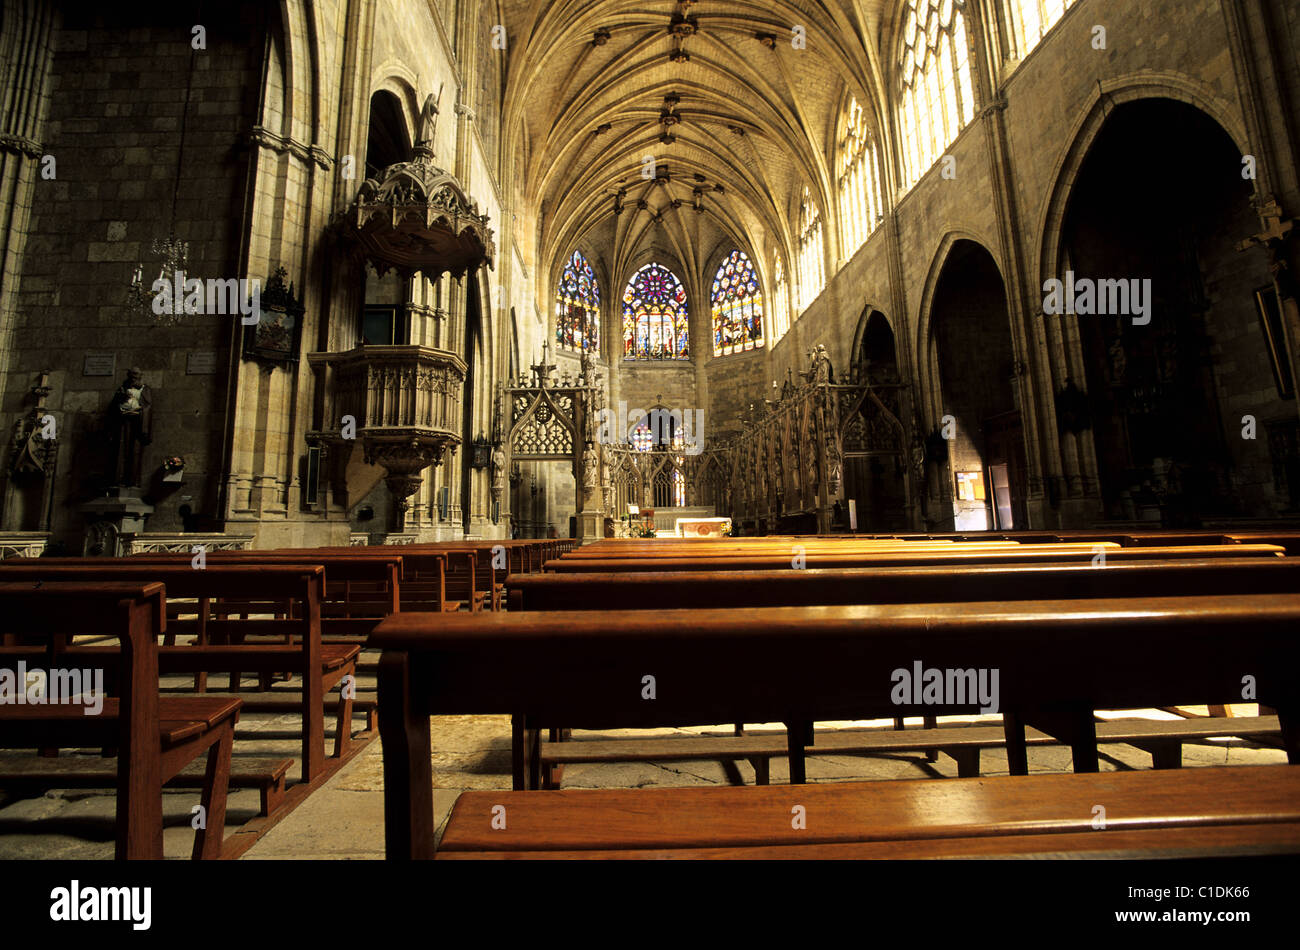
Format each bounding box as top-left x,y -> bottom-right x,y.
927,240 -> 1028,531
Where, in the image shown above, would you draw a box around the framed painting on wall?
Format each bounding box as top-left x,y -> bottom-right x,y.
243,267 -> 304,366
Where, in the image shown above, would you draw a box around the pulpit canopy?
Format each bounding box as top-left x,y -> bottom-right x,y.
345,140 -> 495,280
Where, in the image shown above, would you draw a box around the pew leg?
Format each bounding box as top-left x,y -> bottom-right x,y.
511,715 -> 527,791
734,723 -> 745,737
1147,741 -> 1181,769
193,723 -> 233,860
786,720 -> 810,784
1276,705 -> 1299,765
542,729 -> 561,789
894,717 -> 906,731
528,727 -> 542,791
1025,707 -> 1099,774
1003,712 -> 1029,776
952,748 -> 981,778
333,671 -> 355,759
923,714 -> 938,761
749,757 -> 770,786
378,652 -> 435,859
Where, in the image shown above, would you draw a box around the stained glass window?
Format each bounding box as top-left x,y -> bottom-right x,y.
555,250 -> 600,353
897,0 -> 975,191
622,262 -> 690,360
628,411 -> 687,452
710,250 -> 765,358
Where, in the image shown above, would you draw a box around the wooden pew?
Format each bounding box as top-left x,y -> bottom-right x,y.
371,599 -> 1300,859
252,546 -> 448,615
537,715 -> 1286,783
436,766 -> 1300,859
524,543 -> 1288,768
510,558 -> 1300,612
0,562 -> 355,783
1223,530 -> 1300,555
511,557 -> 1300,784
125,550 -> 403,638
0,581 -> 237,859
543,543 -> 1285,573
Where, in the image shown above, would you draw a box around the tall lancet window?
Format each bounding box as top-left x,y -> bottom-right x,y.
1005,0 -> 1077,61
711,250 -> 765,357
622,263 -> 690,360
772,255 -> 790,341
555,250 -> 600,354
897,0 -> 976,191
797,188 -> 825,313
838,96 -> 885,256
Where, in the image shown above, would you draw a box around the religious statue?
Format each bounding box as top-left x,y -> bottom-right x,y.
415,88 -> 441,152
108,367 -> 152,488
811,344 -> 835,384
582,443 -> 599,491
825,434 -> 843,497
490,444 -> 506,498
909,425 -> 925,482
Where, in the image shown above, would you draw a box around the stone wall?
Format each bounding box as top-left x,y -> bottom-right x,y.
2,5 -> 262,542
762,0 -> 1300,528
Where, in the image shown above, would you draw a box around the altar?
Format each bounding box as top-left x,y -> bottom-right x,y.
673,517 -> 732,538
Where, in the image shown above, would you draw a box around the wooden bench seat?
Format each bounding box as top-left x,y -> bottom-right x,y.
0,562 -> 357,782
510,557 -> 1300,611
538,715 -> 1283,784
440,823 -> 1300,859
0,581 -> 237,859
436,765 -> 1300,859
0,753 -> 293,818
512,557 -> 1300,784
372,596 -> 1300,859
544,543 -> 1285,573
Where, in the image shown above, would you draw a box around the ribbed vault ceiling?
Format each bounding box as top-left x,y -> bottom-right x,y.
499,0 -> 901,300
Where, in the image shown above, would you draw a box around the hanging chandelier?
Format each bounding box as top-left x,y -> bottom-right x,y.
125,235 -> 191,325
126,41 -> 197,326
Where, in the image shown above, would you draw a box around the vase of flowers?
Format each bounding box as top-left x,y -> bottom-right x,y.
162,456 -> 185,483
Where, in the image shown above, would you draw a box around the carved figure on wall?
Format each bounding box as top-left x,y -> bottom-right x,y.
910,424 -> 925,481
108,368 -> 152,488
582,443 -> 599,491
490,444 -> 506,497
825,434 -> 843,496
416,88 -> 442,151
809,344 -> 834,384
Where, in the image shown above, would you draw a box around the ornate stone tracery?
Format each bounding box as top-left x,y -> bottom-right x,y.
504,345 -> 606,538
687,347 -> 914,532
344,92 -> 496,281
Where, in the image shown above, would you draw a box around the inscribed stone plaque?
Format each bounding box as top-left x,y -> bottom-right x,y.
187,351 -> 217,375
83,353 -> 116,377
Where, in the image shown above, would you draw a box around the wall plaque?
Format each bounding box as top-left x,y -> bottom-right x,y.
83,354 -> 116,377
187,351 -> 217,375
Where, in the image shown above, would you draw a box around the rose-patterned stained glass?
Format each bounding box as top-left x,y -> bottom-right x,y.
711,249 -> 765,357
622,262 -> 690,360
555,250 -> 600,354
